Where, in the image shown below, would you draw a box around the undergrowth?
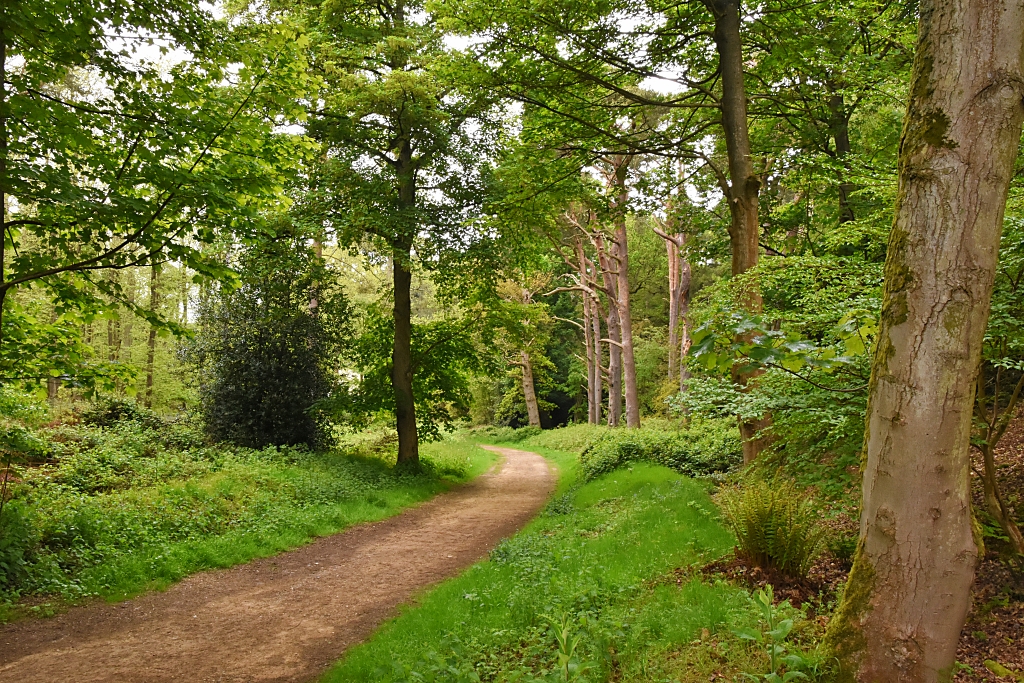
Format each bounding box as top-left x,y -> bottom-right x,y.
0,398 -> 494,619
325,456 -> 823,683
479,418 -> 741,481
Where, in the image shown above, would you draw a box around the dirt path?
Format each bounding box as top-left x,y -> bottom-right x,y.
0,446 -> 552,683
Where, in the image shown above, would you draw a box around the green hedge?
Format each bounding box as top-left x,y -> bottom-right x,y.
578,418 -> 741,480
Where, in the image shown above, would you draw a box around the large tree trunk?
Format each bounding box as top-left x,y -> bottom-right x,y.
609,158 -> 641,428
822,2 -> 1024,679
520,350 -> 542,428
706,0 -> 768,463
145,267 -> 159,408
707,0 -> 760,283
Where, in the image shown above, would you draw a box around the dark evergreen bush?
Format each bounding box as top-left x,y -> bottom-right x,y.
187,236 -> 350,449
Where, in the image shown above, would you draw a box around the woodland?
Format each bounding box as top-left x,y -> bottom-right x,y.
1,0 -> 1024,681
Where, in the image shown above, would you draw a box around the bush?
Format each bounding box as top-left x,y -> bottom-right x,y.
186,235 -> 350,449
479,425 -> 542,444
578,418 -> 741,480
0,501 -> 37,589
718,478 -> 825,578
80,398 -> 164,430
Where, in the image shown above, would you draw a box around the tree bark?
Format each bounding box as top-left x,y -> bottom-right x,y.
393,151 -> 419,466
520,350 -> 542,428
596,239 -> 622,427
706,0 -> 768,463
822,2 -> 1024,679
608,157 -> 641,428
145,267 -> 159,408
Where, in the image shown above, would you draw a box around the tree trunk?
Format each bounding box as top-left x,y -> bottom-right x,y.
597,242 -> 623,427
0,32 -> 7,354
678,250 -> 692,393
667,235 -> 680,381
520,350 -> 542,428
660,227 -> 691,390
829,93 -> 857,224
588,265 -> 603,425
576,239 -> 599,424
582,288 -> 597,423
706,0 -> 768,463
145,267 -> 159,408
707,0 -> 761,284
392,241 -> 418,466
609,159 -> 641,428
822,2 -> 1024,679
393,153 -> 419,466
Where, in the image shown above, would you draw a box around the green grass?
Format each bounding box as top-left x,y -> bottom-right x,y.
1,427 -> 496,620
323,459 -> 772,682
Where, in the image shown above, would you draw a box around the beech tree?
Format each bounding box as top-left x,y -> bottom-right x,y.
822,1 -> 1024,679
298,0 -> 505,465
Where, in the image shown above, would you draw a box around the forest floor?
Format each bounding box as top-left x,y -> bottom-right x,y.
702,410 -> 1024,682
0,446 -> 553,683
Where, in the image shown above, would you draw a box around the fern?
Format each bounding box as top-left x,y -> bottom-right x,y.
719,478 -> 825,578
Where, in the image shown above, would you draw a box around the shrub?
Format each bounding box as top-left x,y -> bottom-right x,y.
0,501 -> 37,589
578,418 -> 741,480
479,425 -> 541,444
718,478 -> 825,577
185,236 -> 350,449
80,398 -> 164,430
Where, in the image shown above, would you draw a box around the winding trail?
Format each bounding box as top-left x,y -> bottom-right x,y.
0,446 -> 552,683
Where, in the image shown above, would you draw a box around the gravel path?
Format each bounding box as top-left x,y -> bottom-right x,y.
0,445 -> 553,683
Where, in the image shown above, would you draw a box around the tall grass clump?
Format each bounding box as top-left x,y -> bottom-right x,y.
718,478 -> 825,578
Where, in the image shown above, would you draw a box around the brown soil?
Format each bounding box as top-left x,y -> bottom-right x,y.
0,446 -> 553,683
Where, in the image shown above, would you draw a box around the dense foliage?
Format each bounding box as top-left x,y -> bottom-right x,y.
187,236 -> 350,448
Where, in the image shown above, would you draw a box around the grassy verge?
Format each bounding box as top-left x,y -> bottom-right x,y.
1,426 -> 496,621
324,448 -> 825,683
